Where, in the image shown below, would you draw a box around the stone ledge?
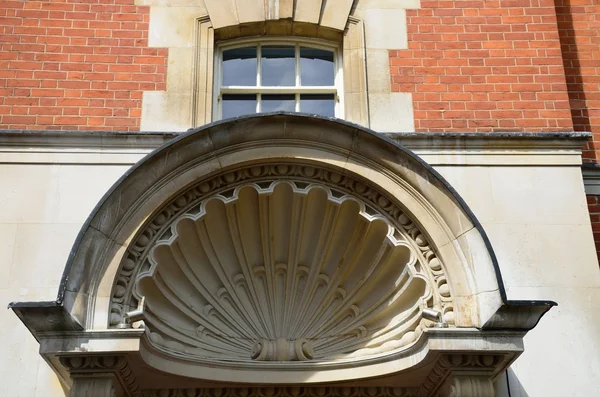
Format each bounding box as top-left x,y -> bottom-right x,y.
0,128 -> 589,166
0,129 -> 588,148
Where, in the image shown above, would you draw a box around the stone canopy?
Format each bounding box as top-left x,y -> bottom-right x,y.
10,114 -> 554,397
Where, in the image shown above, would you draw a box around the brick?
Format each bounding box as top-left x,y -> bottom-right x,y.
391,0 -> 576,134
0,0 -> 167,131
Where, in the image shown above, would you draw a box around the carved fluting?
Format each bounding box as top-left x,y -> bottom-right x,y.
252,338 -> 314,361
141,387 -> 417,397
60,355 -> 141,397
109,164 -> 455,363
116,358 -> 142,397
139,358 -> 502,397
449,377 -> 495,397
137,181 -> 431,361
416,354 -> 506,397
70,377 -> 116,397
111,164 -> 454,332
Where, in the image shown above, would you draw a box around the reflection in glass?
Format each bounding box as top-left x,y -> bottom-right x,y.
261,94 -> 296,113
222,94 -> 256,118
300,48 -> 334,86
261,46 -> 295,86
223,47 -> 257,86
300,94 -> 335,117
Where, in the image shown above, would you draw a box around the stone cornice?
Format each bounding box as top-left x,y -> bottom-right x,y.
0,129 -> 177,148
582,163 -> 600,195
38,329 -> 521,394
0,129 -> 588,165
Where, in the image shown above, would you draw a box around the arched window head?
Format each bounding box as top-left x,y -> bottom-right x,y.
214,39 -> 343,120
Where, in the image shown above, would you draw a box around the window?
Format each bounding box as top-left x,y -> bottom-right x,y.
214,39 -> 343,120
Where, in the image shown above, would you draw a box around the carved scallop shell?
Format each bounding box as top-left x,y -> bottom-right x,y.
136,181 -> 431,362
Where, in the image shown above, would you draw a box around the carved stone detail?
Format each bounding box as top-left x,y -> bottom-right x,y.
60,355 -> 141,397
417,354 -> 505,397
252,338 -> 314,361
140,366 -> 499,397
110,163 -> 454,328
138,180 -> 432,361
60,356 -> 125,374
109,163 -> 456,363
141,387 -> 417,397
449,376 -> 495,397
70,377 -> 116,397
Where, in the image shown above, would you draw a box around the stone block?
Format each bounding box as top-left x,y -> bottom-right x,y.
320,0 -> 353,30
279,0 -> 294,19
364,8 -> 408,50
55,165 -> 129,224
0,164 -> 60,224
235,0 -> 265,24
294,0 -> 322,24
149,6 -> 207,48
488,166 -> 590,225
167,47 -> 195,92
0,224 -> 17,289
355,0 -> 421,9
369,92 -> 415,132
434,166 -> 496,224
135,0 -> 206,5
141,91 -> 192,132
11,224 -> 80,290
205,0 -> 238,29
366,49 -> 391,93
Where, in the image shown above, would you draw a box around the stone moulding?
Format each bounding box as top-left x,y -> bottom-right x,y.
111,166 -> 456,364
60,354 -> 142,397
9,114 -> 555,391
0,129 -> 587,166
137,353 -> 510,397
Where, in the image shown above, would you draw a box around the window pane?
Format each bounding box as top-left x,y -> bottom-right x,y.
300,94 -> 335,117
222,94 -> 256,118
223,47 -> 257,86
261,46 -> 295,87
261,94 -> 295,113
300,47 -> 334,86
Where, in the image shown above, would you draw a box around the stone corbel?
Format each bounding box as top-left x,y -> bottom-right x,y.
59,355 -> 141,397
422,354 -> 508,397
69,377 -> 116,397
448,376 -> 495,397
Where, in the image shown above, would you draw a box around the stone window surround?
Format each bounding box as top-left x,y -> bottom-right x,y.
192,17 -> 366,127
140,0 -> 419,133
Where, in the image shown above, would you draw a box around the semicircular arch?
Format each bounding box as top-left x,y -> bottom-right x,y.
54,113 -> 512,382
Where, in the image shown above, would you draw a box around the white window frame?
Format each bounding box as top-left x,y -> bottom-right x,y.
213,37 -> 344,120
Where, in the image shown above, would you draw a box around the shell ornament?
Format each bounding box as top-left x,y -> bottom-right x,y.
136,181 -> 434,362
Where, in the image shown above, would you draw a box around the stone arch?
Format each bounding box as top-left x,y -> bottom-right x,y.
11,114 -> 555,393
60,114 -> 490,330
204,0 -> 355,31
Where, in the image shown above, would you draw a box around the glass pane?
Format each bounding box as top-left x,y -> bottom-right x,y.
261,94 -> 296,113
261,46 -> 295,87
222,94 -> 256,118
300,47 -> 334,86
222,47 -> 257,86
300,94 -> 335,117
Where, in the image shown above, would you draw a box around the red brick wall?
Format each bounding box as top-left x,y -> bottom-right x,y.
0,0 -> 167,131
554,0 -> 600,161
390,0 -> 574,132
